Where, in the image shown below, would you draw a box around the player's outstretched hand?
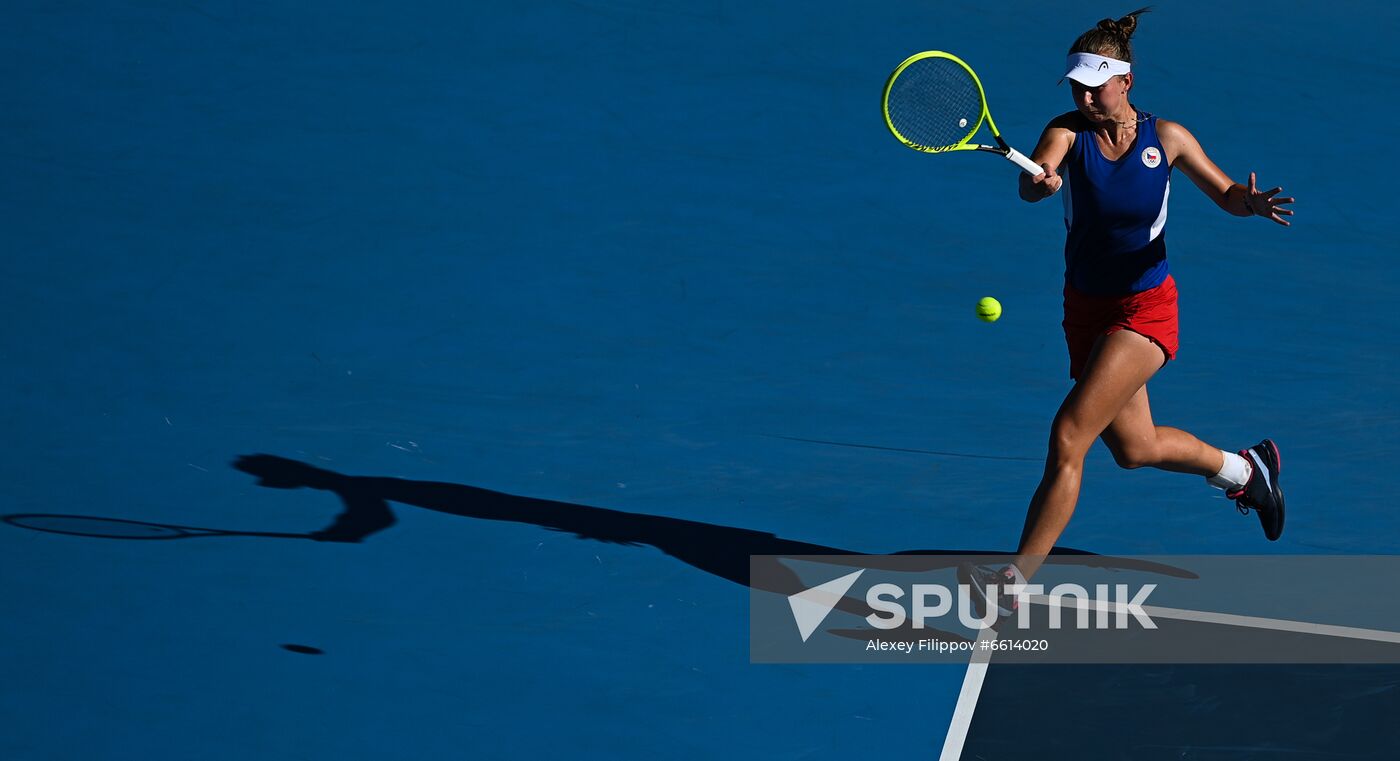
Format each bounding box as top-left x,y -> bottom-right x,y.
1247,171 -> 1295,227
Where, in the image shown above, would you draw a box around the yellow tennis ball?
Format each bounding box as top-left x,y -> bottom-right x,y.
975,296 -> 1002,323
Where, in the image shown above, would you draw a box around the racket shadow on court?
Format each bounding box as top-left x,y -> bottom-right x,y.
4,454 -> 1195,643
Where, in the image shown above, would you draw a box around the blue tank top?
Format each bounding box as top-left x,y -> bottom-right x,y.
1061,110 -> 1172,295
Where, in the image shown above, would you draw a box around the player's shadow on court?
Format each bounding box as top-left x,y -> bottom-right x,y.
230,453 -> 1038,574
1,454 -> 1194,644
223,454 -> 1192,639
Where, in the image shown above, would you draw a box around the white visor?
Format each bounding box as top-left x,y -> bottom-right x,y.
1060,52 -> 1131,87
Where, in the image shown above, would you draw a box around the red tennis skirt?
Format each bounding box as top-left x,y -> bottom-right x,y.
1062,274 -> 1179,381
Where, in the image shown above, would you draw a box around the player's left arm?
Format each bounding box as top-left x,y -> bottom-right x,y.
1158,119 -> 1295,227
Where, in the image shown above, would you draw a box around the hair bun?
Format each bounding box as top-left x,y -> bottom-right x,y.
1069,7 -> 1150,61
1103,7 -> 1150,39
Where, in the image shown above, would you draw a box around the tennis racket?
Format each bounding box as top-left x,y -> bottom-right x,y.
882,51 -> 1042,175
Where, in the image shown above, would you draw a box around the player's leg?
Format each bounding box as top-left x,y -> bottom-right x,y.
1099,386 -> 1222,476
1012,329 -> 1164,580
1100,381 -> 1285,540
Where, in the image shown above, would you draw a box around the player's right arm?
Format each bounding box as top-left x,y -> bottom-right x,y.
1018,113 -> 1078,202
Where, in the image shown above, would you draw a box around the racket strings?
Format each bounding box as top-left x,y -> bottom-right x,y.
886,58 -> 984,150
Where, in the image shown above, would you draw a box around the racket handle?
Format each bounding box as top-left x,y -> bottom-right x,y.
1004,147 -> 1044,176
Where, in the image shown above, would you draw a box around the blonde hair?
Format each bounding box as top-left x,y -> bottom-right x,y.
1069,7 -> 1151,63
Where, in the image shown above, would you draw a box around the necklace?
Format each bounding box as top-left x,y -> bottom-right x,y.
1110,104 -> 1150,127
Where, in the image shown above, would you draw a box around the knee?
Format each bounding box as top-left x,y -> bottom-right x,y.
1048,418 -> 1094,466
1108,441 -> 1157,470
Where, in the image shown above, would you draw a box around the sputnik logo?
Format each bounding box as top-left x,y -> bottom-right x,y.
787,570 -> 864,642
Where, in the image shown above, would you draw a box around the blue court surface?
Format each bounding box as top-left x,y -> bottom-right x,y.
5,1 -> 1400,758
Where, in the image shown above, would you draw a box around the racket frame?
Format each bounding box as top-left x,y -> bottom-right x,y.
882,51 -> 1043,175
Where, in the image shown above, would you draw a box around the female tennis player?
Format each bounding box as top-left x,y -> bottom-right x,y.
965,8 -> 1295,613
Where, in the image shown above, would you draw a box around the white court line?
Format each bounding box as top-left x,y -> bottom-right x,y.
937,626 -> 998,761
1025,594 -> 1400,644
938,595 -> 1400,759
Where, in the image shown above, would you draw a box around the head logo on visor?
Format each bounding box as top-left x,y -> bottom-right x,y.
1060,53 -> 1131,87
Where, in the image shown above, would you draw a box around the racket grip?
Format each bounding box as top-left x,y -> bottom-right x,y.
1004,147 -> 1044,176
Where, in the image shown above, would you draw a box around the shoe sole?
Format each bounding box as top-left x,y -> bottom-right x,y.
1258,439 -> 1285,541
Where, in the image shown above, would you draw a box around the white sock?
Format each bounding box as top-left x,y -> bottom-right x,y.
1207,450 -> 1252,491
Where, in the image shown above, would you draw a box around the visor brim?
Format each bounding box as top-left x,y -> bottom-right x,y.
1060,69 -> 1120,87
